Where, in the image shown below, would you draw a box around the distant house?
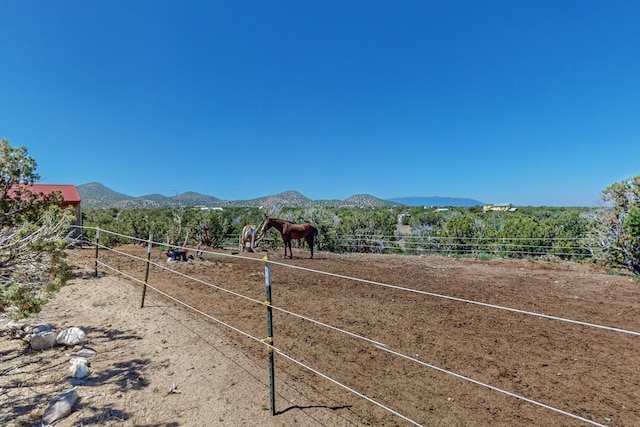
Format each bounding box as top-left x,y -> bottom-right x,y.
483,203 -> 515,212
397,213 -> 411,223
30,184 -> 83,237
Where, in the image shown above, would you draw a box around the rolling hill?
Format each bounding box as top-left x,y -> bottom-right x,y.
77,183 -> 485,209
77,183 -> 399,209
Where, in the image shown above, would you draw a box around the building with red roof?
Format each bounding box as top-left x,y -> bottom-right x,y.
30,184 -> 82,236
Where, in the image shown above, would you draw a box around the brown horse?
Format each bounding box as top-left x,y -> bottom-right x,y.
263,217 -> 317,259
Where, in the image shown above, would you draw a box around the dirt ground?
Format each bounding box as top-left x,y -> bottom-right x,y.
1,244 -> 639,426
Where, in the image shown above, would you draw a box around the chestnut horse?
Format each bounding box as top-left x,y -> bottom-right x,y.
263,217 -> 317,259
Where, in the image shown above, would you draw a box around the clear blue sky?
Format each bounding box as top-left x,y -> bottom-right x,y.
2,1 -> 639,206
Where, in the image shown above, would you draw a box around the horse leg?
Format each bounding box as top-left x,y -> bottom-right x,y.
306,236 -> 314,259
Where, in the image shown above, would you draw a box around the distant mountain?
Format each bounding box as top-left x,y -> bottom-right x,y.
78,182 -> 136,208
77,183 -> 484,209
77,183 -> 216,209
388,196 -> 484,207
238,190 -> 314,208
344,194 -> 396,207
77,183 -> 396,209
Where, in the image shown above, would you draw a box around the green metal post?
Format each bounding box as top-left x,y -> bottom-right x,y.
264,257 -> 276,415
94,228 -> 100,277
141,234 -> 153,308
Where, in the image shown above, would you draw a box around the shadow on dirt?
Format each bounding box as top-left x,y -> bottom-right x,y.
68,357 -> 150,391
277,404 -> 353,415
64,325 -> 151,390
0,325 -> 150,426
47,405 -> 180,427
71,270 -> 106,280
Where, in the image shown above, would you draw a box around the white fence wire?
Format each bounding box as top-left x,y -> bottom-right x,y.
72,226 -> 627,427
219,233 -> 593,259
84,228 -> 593,260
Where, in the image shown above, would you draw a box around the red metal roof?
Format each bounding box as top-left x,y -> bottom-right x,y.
30,184 -> 81,203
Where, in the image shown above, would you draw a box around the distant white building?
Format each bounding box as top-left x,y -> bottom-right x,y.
483,203 -> 516,212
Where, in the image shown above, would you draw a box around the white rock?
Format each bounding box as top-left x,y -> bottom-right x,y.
70,356 -> 89,366
31,323 -> 56,333
57,327 -> 86,346
69,357 -> 90,378
29,331 -> 58,350
75,347 -> 97,358
42,388 -> 79,425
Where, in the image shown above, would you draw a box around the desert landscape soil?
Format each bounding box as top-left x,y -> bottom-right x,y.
2,245 -> 639,427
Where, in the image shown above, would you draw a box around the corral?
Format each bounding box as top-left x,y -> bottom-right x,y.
3,240 -> 639,426
64,242 -> 639,426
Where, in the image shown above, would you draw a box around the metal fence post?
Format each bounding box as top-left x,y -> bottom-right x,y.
263,256 -> 276,415
94,228 -> 100,277
141,234 -> 153,308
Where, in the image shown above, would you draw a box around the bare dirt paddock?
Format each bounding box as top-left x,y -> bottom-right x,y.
3,245 -> 640,426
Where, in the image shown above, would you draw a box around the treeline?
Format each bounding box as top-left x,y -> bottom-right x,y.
81,206 -> 264,249
402,206 -> 593,259
81,205 -> 595,260
80,170 -> 640,275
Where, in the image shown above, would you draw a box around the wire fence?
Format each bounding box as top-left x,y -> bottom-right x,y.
215,233 -> 593,260
71,225 -> 633,427
83,226 -> 594,261
336,235 -> 592,258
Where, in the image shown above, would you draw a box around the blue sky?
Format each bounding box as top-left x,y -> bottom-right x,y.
1,1 -> 638,206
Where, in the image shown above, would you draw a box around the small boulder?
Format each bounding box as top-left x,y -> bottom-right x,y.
25,324 -> 58,350
57,327 -> 86,346
69,357 -> 90,378
75,347 -> 97,358
42,388 -> 79,425
29,331 -> 58,350
29,323 -> 57,334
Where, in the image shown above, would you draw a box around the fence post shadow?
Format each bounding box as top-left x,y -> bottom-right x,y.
276,404 -> 353,416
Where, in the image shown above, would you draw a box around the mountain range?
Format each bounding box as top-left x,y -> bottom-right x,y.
77,182 -> 485,209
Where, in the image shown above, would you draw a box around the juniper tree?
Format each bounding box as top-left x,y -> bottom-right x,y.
0,138 -> 74,318
587,174 -> 640,274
